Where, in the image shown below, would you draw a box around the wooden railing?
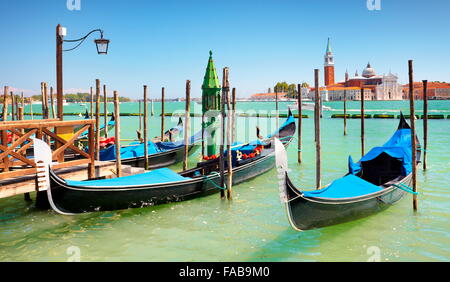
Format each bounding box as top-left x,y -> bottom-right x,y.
0,119 -> 95,181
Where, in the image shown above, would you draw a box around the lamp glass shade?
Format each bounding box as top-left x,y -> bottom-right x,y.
94,38 -> 109,54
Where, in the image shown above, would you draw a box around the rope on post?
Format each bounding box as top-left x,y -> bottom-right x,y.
203,171 -> 227,190
392,183 -> 419,195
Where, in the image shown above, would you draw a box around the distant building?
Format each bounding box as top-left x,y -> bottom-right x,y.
320,39 -> 403,101
402,82 -> 450,100
250,92 -> 287,100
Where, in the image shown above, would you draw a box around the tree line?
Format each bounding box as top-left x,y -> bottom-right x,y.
273,82 -> 310,98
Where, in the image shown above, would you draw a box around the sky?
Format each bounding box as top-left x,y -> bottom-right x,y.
0,0 -> 449,99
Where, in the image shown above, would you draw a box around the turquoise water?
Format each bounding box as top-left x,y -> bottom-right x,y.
0,101 -> 449,261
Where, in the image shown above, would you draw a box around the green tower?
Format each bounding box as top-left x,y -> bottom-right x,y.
201,51 -> 221,156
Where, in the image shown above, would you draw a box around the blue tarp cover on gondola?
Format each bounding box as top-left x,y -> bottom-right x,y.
348,128 -> 412,175
303,174 -> 383,199
66,168 -> 190,187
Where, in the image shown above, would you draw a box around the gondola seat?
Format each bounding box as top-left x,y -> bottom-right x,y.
302,174 -> 382,199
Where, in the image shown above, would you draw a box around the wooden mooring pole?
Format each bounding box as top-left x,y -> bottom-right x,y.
151,98 -> 154,116
50,87 -> 56,119
297,83 -> 302,163
138,99 -> 142,140
275,89 -> 279,129
231,87 -> 236,144
89,86 -> 94,119
95,79 -> 101,161
103,84 -> 108,138
90,87 -> 94,119
29,97 -> 33,119
10,91 -> 15,121
226,73 -> 233,200
114,90 -> 122,177
17,106 -> 31,201
2,86 -> 8,121
143,85 -> 149,170
183,80 -> 191,171
408,60 -> 418,211
343,89 -> 347,136
314,69 -> 321,189
361,87 -> 365,157
161,87 -> 165,141
41,83 -> 49,120
422,80 -> 428,171
21,92 -> 24,110
219,68 -> 228,200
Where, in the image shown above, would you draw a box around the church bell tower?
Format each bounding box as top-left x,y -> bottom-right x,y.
324,38 -> 335,86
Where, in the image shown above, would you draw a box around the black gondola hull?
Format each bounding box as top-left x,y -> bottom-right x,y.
45,149 -> 280,213
284,174 -> 411,231
38,113 -> 296,213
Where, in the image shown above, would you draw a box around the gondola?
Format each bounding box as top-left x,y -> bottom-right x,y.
34,111 -> 296,214
274,112 -> 421,231
99,117 -> 203,169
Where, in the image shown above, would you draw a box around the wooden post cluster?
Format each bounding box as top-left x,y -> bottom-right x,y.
314,69 -> 321,189
183,80 -> 191,171
114,90 -> 122,177
408,60 -> 418,211
297,83 -> 302,163
422,80 -> 428,171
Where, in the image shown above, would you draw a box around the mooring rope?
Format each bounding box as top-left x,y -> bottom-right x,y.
203,171 -> 227,190
392,183 -> 419,195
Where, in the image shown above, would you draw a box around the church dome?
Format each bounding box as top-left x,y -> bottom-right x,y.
362,62 -> 376,78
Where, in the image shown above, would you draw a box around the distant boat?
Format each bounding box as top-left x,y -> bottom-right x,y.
288,102 -> 332,111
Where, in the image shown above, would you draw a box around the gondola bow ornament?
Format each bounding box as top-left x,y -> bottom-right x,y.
274,137 -> 288,203
33,137 -> 54,192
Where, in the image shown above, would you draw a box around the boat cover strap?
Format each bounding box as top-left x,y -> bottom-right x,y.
65,168 -> 190,187
303,174 -> 383,199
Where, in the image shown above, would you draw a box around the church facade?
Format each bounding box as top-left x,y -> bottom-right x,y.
318,39 -> 403,101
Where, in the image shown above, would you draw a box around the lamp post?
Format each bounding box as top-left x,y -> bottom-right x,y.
56,24 -> 110,120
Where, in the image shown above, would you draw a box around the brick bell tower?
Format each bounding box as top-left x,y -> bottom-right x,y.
324,38 -> 335,86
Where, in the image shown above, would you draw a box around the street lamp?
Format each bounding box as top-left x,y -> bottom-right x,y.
56,24 -> 110,120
